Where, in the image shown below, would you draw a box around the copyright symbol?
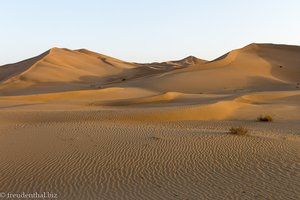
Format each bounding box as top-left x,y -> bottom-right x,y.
0,192 -> 5,198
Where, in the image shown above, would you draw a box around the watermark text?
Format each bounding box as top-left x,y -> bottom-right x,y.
0,192 -> 58,199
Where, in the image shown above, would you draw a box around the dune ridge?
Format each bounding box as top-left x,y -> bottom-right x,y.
122,43 -> 299,94
0,48 -> 204,95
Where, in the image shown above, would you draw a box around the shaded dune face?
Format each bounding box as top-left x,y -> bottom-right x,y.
0,50 -> 50,83
217,43 -> 300,83
249,44 -> 300,82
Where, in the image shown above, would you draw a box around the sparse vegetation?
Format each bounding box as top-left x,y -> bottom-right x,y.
149,136 -> 161,140
257,115 -> 273,122
229,127 -> 249,135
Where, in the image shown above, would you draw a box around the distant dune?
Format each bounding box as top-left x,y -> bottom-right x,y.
0,43 -> 299,199
0,48 -> 202,95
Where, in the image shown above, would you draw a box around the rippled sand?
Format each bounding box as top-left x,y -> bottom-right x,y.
0,110 -> 299,200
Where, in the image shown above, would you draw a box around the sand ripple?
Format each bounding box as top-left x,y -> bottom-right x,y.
0,116 -> 299,200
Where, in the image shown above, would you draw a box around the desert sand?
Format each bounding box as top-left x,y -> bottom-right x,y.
0,43 -> 299,199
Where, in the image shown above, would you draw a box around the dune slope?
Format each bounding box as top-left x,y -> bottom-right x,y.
122,43 -> 300,93
0,49 -> 201,95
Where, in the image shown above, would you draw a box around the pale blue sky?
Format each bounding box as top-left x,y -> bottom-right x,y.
0,0 -> 299,65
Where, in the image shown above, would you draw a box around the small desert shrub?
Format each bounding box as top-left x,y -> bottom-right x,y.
121,78 -> 126,81
257,115 -> 273,122
229,127 -> 249,135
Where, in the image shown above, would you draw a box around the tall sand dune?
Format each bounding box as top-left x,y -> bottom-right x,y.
0,49 -> 201,95
122,43 -> 300,93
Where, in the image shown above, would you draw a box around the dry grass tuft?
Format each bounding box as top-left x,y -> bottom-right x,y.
257,115 -> 273,122
229,127 -> 249,136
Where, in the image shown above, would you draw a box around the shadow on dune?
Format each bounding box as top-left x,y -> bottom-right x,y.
253,44 -> 300,83
99,57 -> 114,67
0,50 -> 50,83
208,52 -> 230,63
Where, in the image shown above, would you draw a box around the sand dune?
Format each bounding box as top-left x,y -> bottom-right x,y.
140,56 -> 206,69
122,43 -> 300,93
0,43 -> 300,199
0,49 -> 200,96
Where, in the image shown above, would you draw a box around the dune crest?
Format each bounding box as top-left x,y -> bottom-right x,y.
121,43 -> 299,94
0,48 -> 206,95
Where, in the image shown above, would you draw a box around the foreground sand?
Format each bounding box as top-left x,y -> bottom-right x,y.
0,96 -> 300,199
0,115 -> 299,200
